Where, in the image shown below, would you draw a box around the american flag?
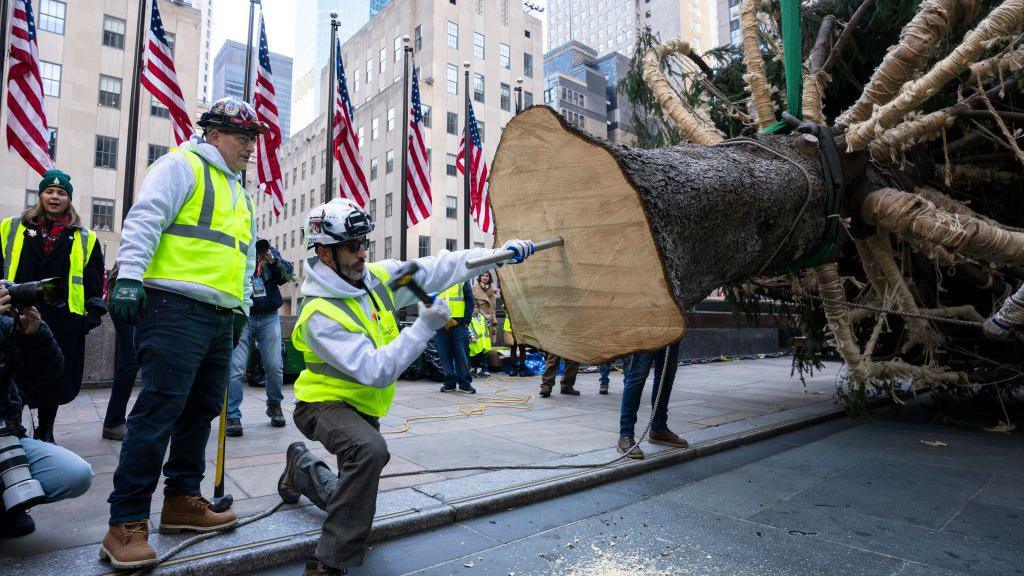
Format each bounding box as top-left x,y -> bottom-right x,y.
5,0 -> 54,176
456,102 -> 493,234
332,44 -> 369,207
405,67 -> 431,226
141,0 -> 194,145
254,15 -> 284,216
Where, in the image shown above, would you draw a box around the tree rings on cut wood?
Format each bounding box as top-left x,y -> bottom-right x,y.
489,107 -> 827,364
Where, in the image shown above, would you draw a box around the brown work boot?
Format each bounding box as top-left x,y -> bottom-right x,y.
649,428 -> 690,449
539,385 -> 552,398
560,386 -> 580,396
304,558 -> 348,575
617,436 -> 645,459
158,494 -> 238,534
99,521 -> 157,569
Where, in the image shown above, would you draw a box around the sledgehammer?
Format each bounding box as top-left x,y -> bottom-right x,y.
388,262 -> 457,329
464,237 -> 564,269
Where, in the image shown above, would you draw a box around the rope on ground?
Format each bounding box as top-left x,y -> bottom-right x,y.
380,381 -> 536,435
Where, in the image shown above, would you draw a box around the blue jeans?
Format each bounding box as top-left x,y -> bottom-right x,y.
108,290 -> 234,525
619,342 -> 680,437
22,437 -> 93,503
228,312 -> 283,420
434,326 -> 472,388
599,363 -> 612,385
103,315 -> 139,429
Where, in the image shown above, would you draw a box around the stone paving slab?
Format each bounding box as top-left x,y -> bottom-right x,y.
4,356 -> 840,574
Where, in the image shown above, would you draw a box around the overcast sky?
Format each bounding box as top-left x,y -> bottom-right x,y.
210,0 -> 297,59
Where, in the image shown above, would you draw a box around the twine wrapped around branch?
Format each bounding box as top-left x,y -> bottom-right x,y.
811,263 -> 872,388
740,0 -> 776,128
642,39 -> 725,145
967,47 -> 1024,83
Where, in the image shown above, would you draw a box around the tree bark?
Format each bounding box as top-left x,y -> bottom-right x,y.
489,106 -> 827,364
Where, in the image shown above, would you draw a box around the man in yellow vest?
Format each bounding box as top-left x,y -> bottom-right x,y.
100,97 -> 264,569
435,279 -> 476,392
277,199 -> 534,575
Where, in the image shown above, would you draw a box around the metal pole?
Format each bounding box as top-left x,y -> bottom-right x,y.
242,0 -> 257,103
0,0 -> 10,107
462,61 -> 471,250
324,13 -> 338,202
398,36 -> 411,261
514,76 -> 523,115
120,0 -> 149,223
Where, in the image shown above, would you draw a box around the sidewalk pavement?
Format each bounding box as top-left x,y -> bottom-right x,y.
2,356 -> 842,574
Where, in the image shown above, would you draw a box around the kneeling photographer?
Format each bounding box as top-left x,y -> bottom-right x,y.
0,280 -> 93,538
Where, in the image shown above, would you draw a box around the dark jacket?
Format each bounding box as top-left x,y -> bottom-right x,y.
0,217 -> 105,406
0,318 -> 65,438
250,247 -> 293,315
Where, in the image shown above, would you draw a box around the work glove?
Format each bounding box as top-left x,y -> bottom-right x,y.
110,279 -> 147,325
233,313 -> 248,348
498,239 -> 535,265
84,311 -> 103,334
982,315 -> 1015,342
418,298 -> 452,331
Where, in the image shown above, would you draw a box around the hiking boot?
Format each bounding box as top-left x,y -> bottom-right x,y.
158,494 -> 238,534
0,509 -> 35,538
225,418 -> 243,437
560,387 -> 581,396
267,403 -> 286,428
102,424 -> 127,441
479,369 -> 491,377
459,385 -> 477,394
616,436 -> 645,459
100,521 -> 157,569
649,429 -> 690,449
279,442 -> 307,504
539,385 -> 552,398
439,384 -> 457,393
304,558 -> 347,575
599,382 -> 609,395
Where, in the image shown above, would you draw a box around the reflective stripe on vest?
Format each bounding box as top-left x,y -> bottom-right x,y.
1,217 -> 96,316
439,283 -> 466,318
291,263 -> 400,417
143,150 -> 253,300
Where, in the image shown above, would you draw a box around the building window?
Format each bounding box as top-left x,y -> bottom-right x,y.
358,126 -> 365,147
447,21 -> 458,49
385,149 -> 394,173
524,91 -> 534,107
94,135 -> 118,169
102,15 -> 126,49
147,144 -> 168,165
369,198 -> 377,221
473,73 -> 485,103
387,107 -> 395,131
477,121 -> 485,143
393,35 -> 403,63
40,61 -> 61,97
368,240 -> 376,261
47,127 -> 57,160
446,238 -> 457,251
385,193 -> 393,217
165,32 -> 176,56
284,172 -> 289,190
353,69 -> 360,92
151,96 -> 170,118
446,195 -> 457,218
422,105 -> 432,128
384,237 -> 392,259
418,235 -> 431,257
500,43 -> 510,69
414,25 -> 422,52
370,158 -> 378,180
301,162 -> 306,179
446,154 -> 457,177
447,112 -> 458,135
91,199 -> 115,232
366,58 -> 372,83
25,190 -> 38,209
379,47 -> 386,73
446,63 -> 458,94
38,0 -> 66,35
500,83 -> 511,111
473,32 -> 485,59
524,53 -> 533,78
371,118 -> 379,140
98,75 -> 122,108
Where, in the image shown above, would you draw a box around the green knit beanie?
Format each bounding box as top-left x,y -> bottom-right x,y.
39,169 -> 73,198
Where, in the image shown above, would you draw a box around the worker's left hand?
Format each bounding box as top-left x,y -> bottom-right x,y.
233,313 -> 248,348
498,239 -> 535,265
982,315 -> 1015,341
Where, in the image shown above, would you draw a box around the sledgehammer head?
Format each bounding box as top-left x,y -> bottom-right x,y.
388,262 -> 432,305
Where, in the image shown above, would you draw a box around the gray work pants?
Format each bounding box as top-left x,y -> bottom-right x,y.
292,401 -> 391,570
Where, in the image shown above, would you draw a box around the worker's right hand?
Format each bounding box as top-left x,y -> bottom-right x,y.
982,315 -> 1015,341
110,279 -> 147,325
418,298 -> 452,331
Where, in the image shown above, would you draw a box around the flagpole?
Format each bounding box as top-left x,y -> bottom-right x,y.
462,61 -> 471,250
324,12 -> 338,202
242,0 -> 257,102
121,0 -> 149,224
398,35 -> 411,261
1,0 -> 10,106
514,76 -> 523,115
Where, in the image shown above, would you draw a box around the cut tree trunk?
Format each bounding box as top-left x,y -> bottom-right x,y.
489,106 -> 827,364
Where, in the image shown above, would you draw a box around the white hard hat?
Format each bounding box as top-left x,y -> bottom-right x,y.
304,198 -> 374,249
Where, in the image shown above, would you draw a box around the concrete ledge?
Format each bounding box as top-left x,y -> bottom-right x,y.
150,403 -> 846,575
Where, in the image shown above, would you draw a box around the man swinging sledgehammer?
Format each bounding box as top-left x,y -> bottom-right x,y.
277,199 -> 535,575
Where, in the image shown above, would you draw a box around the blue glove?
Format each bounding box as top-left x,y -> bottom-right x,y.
500,239 -> 535,265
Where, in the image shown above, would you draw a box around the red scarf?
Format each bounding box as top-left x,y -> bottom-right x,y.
35,214 -> 72,255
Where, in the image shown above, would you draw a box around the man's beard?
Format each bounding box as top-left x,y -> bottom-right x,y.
340,260 -> 365,282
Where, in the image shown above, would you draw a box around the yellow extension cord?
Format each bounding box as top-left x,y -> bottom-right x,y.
381,377 -> 537,435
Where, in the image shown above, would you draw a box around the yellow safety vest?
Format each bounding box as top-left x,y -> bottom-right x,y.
292,263 -> 400,417
469,314 -> 492,356
1,217 -> 97,316
143,149 -> 253,301
439,283 -> 466,318
503,316 -> 511,335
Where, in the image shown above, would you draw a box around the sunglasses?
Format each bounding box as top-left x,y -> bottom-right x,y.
339,238 -> 370,253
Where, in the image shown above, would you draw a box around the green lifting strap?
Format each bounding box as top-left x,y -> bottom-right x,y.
761,0 -> 802,134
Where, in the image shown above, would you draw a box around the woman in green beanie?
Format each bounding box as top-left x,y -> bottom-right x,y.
0,169 -> 106,443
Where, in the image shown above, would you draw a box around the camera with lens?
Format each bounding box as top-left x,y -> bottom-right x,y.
2,278 -> 66,312
0,432 -> 46,513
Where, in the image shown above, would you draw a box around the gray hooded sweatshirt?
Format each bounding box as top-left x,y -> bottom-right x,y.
302,248 -> 500,390
117,135 -> 257,313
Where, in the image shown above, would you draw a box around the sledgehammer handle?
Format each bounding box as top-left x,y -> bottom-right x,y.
465,237 -> 564,269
